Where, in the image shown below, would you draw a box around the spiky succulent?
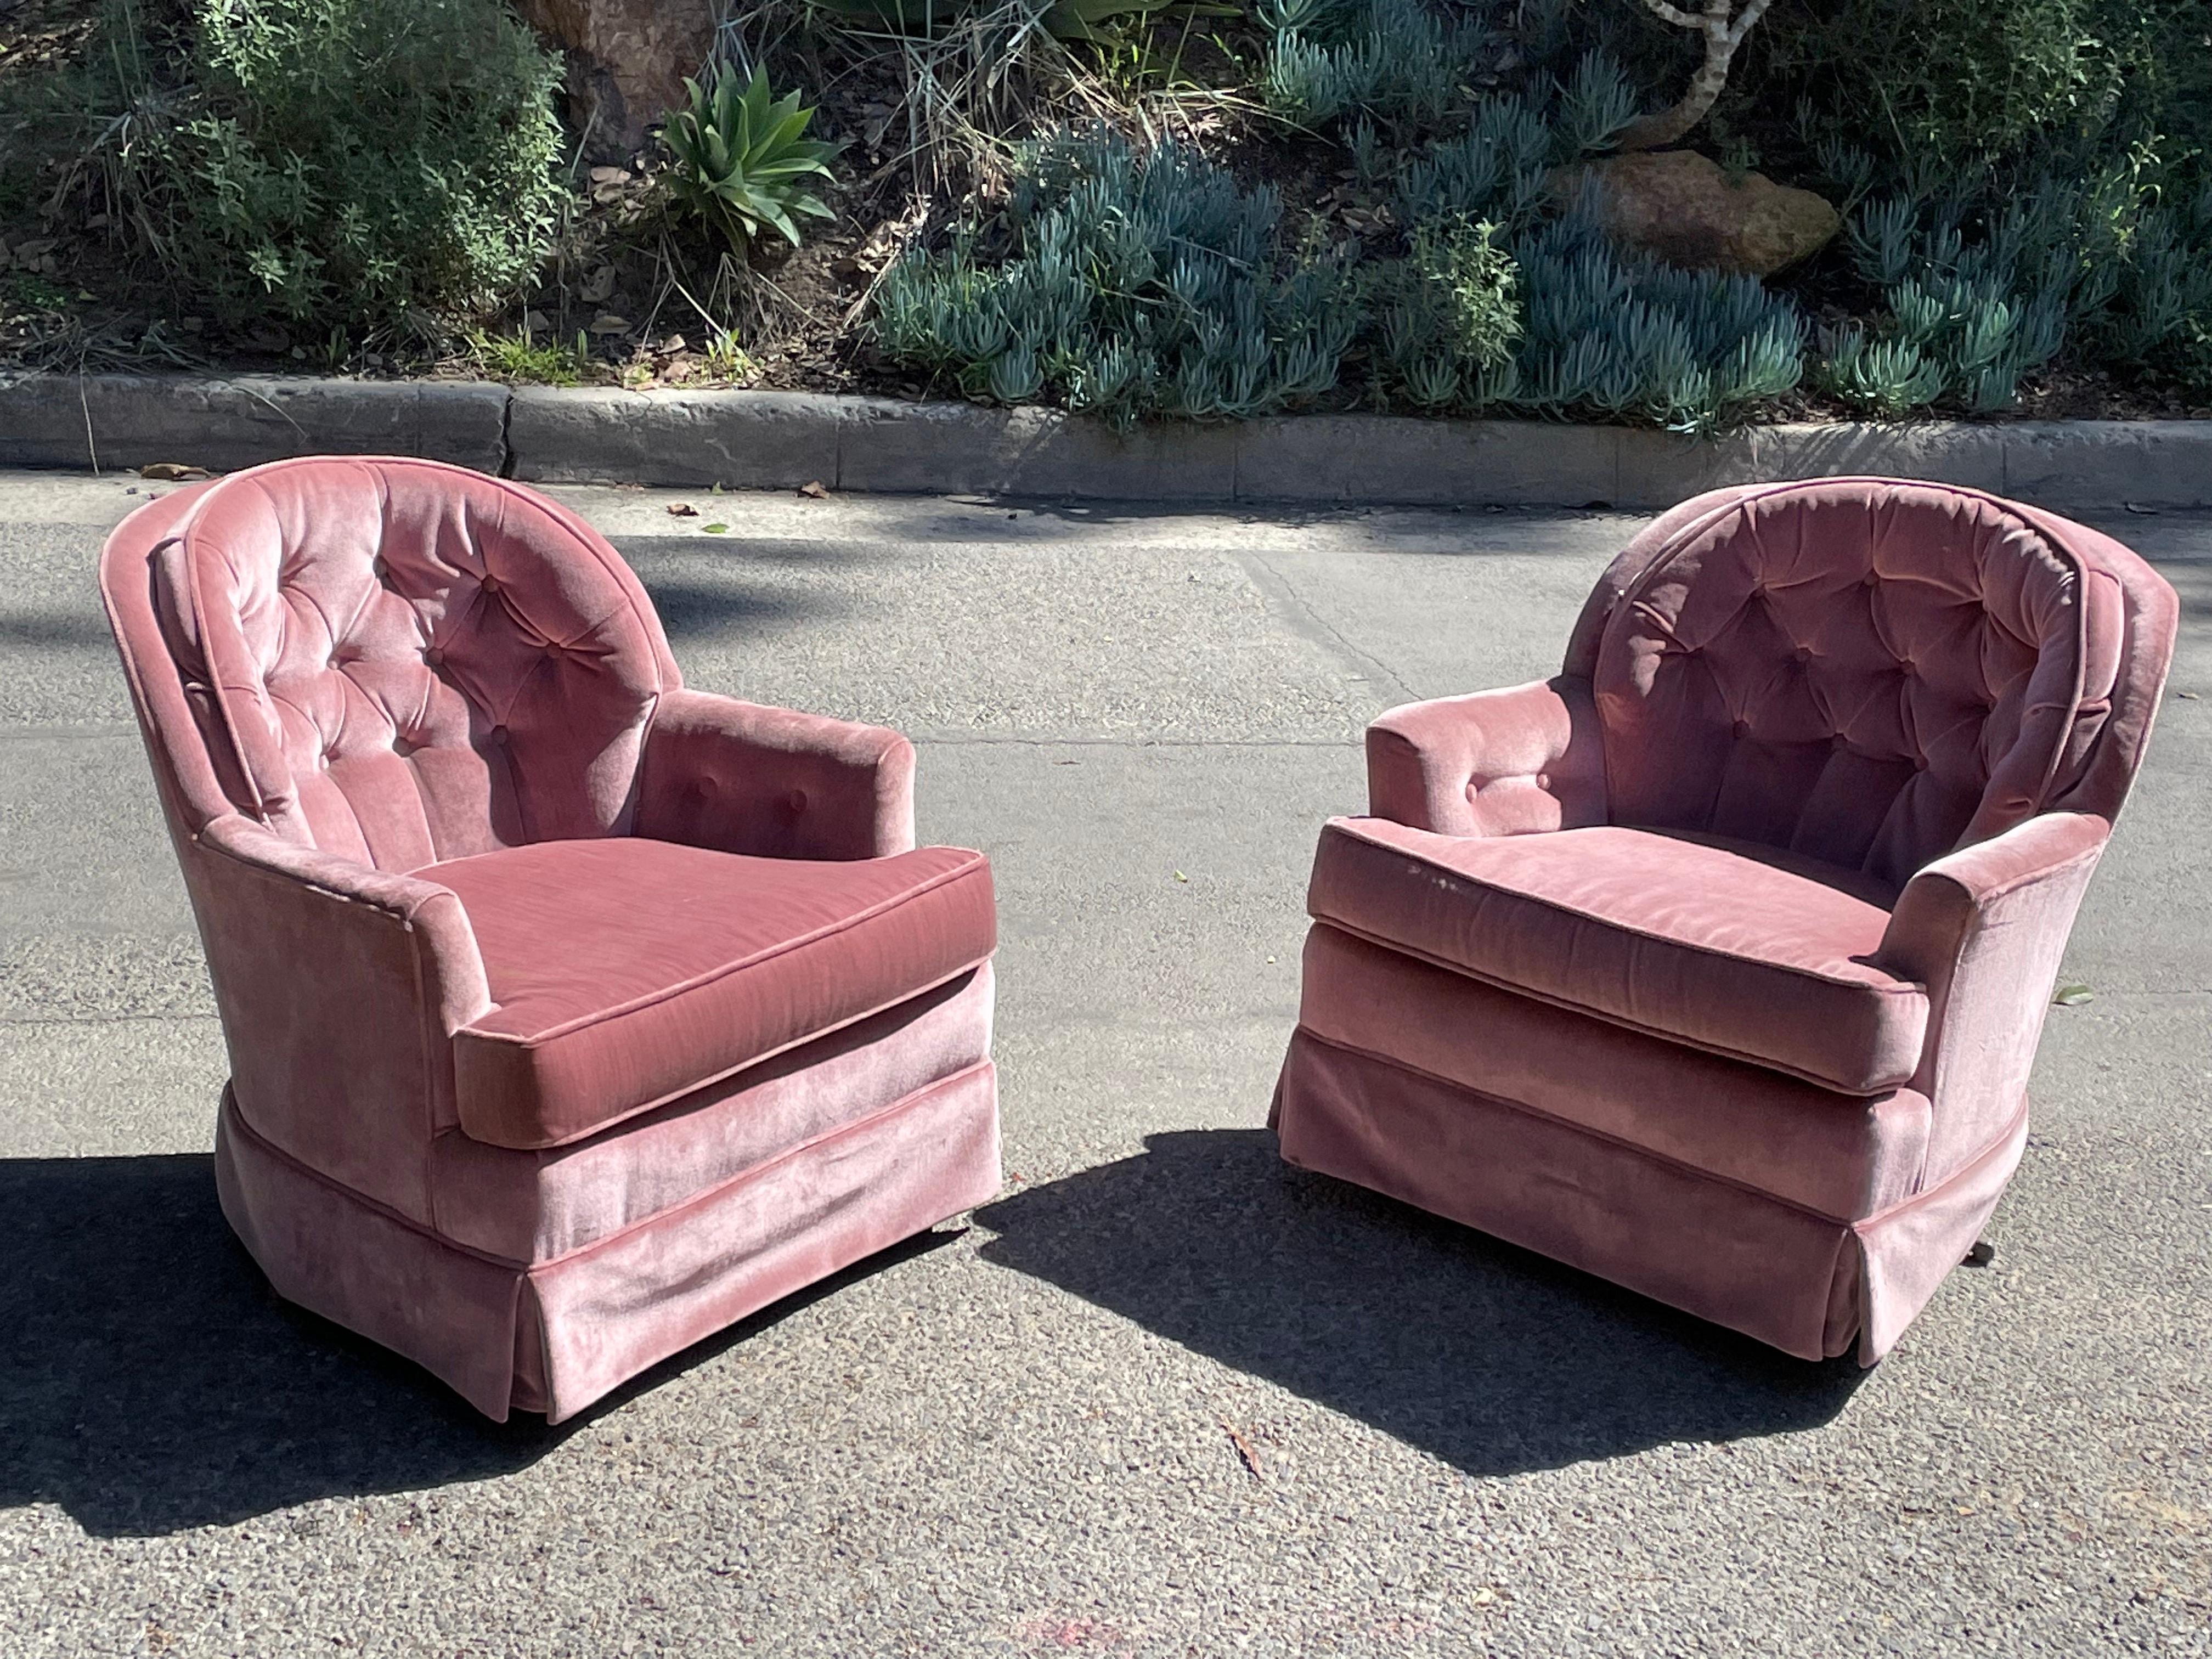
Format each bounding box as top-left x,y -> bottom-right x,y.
662,66 -> 839,253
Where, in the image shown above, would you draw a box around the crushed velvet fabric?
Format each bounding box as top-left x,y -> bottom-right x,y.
1277,479 -> 2177,1363
428,837 -> 996,1148
1308,817 -> 1925,1093
1294,926 -> 1931,1220
154,456 -> 680,866
101,456 -> 1002,1420
432,967 -> 994,1261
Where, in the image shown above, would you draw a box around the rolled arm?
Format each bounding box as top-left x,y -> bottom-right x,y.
190,815 -> 492,1219
1874,811 -> 2111,1176
634,688 -> 916,860
1365,675 -> 1608,837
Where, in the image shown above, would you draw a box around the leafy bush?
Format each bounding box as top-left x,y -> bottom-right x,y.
1824,167 -> 2212,412
1260,0 -> 1479,131
115,0 -> 565,329
1508,211 -> 1805,430
872,129 -> 1358,427
1365,216 -> 1522,411
1379,92 -> 1805,430
663,66 -> 840,255
806,0 -> 1229,49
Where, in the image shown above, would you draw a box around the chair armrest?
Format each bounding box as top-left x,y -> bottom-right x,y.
634,688 -> 916,860
1874,812 -> 2111,1176
1365,675 -> 1607,837
191,815 -> 492,1218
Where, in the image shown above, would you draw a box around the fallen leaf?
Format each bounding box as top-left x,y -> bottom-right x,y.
1470,1588 -> 1498,1607
579,265 -> 618,304
797,479 -> 830,499
2179,691 -> 2201,701
1172,870 -> 1188,883
2123,502 -> 2162,515
701,523 -> 730,534
2052,984 -> 2094,1006
666,503 -> 698,517
1219,1420 -> 1262,1481
588,313 -> 631,336
588,166 -> 631,186
138,462 -> 212,481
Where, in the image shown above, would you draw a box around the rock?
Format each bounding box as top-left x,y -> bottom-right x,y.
1552,150 -> 1841,278
517,0 -> 714,156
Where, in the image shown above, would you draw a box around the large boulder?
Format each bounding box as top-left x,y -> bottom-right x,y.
1552,150 -> 1841,278
519,0 -> 715,156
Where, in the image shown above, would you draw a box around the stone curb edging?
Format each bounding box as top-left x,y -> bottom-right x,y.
3,371 -> 2207,510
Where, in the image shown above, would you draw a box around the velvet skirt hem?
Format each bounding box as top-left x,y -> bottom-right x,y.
215,1060 -> 1002,1423
1272,1027 -> 2018,1364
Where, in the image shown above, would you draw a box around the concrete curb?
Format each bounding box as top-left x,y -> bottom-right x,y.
3,371 -> 2206,510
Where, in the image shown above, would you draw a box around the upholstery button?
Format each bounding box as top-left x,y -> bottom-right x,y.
371,556 -> 389,580
1861,571 -> 1879,588
1914,756 -> 1929,772
1794,646 -> 1813,664
424,646 -> 445,667
1534,772 -> 1550,789
487,725 -> 510,748
1731,718 -> 1751,738
691,777 -> 718,802
479,573 -> 501,596
787,788 -> 808,813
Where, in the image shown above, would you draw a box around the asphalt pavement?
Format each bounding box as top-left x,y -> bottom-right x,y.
1,471 -> 2207,1657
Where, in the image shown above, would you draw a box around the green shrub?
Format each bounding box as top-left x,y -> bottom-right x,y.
98,0 -> 566,330
1826,167 -> 2212,412
662,66 -> 839,256
1508,211 -> 1805,431
1740,0 -> 2211,183
1365,217 -> 1523,411
1259,0 -> 1485,132
872,129 -> 1358,427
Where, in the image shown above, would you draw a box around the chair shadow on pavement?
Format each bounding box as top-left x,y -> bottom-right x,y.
975,1128 -> 1866,1477
0,1153 -> 946,1538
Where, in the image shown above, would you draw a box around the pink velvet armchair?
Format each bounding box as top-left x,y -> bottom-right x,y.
1273,479 -> 2176,1363
100,456 -> 1000,1423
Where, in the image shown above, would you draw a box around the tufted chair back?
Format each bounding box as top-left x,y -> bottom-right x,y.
1563,479 -> 2170,889
135,456 -> 681,872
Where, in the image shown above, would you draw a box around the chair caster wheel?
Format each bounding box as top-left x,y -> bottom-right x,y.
1963,1240 -> 1996,1266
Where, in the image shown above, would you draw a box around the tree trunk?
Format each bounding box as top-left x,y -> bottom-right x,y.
1616,0 -> 1773,153
518,0 -> 717,157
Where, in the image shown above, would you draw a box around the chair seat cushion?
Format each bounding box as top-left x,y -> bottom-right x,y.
427,837 -> 996,1149
1307,818 -> 1928,1093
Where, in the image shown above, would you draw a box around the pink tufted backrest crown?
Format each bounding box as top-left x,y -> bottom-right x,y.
138,456 -> 681,871
1563,479 -> 2176,889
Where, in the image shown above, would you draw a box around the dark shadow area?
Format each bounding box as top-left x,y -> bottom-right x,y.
977,1129 -> 1865,1477
0,607 -> 116,648
0,1153 -> 955,1537
618,537 -> 875,646
632,571 -> 836,643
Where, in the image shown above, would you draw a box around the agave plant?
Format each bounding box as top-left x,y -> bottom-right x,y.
662,66 -> 840,254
